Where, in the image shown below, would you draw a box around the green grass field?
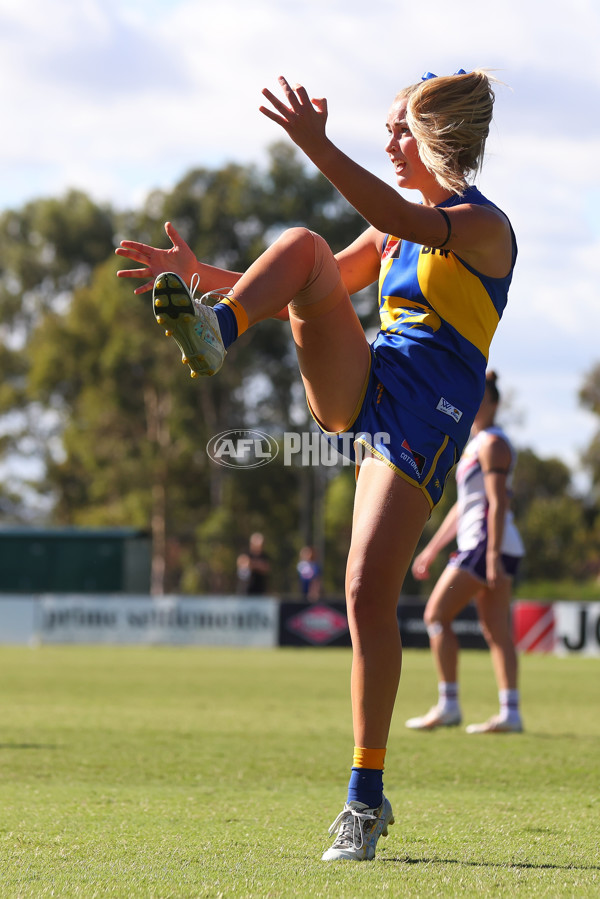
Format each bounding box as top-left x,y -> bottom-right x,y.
0,646 -> 598,898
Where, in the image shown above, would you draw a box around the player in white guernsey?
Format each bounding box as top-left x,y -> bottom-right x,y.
407,371 -> 524,733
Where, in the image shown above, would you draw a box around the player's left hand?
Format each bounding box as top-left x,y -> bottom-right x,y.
411,548 -> 435,581
260,76 -> 328,156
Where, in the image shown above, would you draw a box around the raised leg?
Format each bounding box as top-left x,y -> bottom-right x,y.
230,227 -> 371,431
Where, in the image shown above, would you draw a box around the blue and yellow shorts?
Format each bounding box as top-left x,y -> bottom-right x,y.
316,354 -> 462,510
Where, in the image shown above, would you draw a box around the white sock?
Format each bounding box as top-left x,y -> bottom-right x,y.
438,682 -> 460,713
499,688 -> 520,722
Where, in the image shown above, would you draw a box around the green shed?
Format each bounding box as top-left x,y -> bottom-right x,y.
0,528 -> 151,593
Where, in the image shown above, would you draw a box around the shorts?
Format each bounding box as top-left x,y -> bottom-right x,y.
449,540 -> 522,583
316,354 -> 460,510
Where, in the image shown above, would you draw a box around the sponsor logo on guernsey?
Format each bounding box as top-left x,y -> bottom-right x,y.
382,237 -> 401,260
421,246 -> 450,257
436,397 -> 463,423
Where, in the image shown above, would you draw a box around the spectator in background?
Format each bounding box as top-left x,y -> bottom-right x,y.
297,545 -> 322,601
236,532 -> 271,596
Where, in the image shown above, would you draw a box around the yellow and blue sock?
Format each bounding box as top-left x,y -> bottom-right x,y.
347,746 -> 386,809
213,296 -> 248,349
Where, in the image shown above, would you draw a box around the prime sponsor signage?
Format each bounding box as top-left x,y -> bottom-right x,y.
0,596 -> 599,654
38,595 -> 279,647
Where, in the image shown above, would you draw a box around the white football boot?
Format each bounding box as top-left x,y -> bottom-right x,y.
321,797 -> 394,861
153,272 -> 226,377
466,715 -> 523,734
405,705 -> 462,730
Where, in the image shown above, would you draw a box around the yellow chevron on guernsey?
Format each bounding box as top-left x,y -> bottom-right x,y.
380,296 -> 441,334
417,248 -> 499,359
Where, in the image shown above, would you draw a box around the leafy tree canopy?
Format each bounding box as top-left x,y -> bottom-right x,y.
0,147 -> 598,594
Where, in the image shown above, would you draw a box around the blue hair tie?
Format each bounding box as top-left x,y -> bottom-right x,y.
421,68 -> 468,81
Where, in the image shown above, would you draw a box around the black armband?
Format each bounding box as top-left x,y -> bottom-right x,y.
435,207 -> 452,248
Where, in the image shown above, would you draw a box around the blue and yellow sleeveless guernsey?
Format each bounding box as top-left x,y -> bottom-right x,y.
372,185 -> 517,449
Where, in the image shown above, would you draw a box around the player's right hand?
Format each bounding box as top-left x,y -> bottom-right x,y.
115,221 -> 198,295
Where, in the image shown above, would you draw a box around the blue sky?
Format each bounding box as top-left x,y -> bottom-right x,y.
1,0 -> 599,487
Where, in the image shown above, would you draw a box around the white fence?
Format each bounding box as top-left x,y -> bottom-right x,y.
0,595 -> 599,655
0,595 -> 279,647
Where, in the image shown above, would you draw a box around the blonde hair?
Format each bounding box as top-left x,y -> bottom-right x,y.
397,70 -> 497,194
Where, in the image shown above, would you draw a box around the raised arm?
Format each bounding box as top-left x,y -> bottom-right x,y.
117,216 -> 383,310
260,77 -> 512,276
261,79 -> 437,239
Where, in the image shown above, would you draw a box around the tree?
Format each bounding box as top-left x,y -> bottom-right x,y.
511,449 -> 572,521
0,192 -> 118,520
0,190 -> 115,331
580,362 -> 600,497
516,495 -> 593,581
510,448 -> 596,582
20,146 -> 371,593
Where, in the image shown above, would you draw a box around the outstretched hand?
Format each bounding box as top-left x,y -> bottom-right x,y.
115,221 -> 198,295
260,76 -> 329,157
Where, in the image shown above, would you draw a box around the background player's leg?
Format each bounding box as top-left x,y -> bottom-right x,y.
424,567 -> 480,686
475,578 -> 518,692
405,568 -> 480,729
468,578 -> 523,732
